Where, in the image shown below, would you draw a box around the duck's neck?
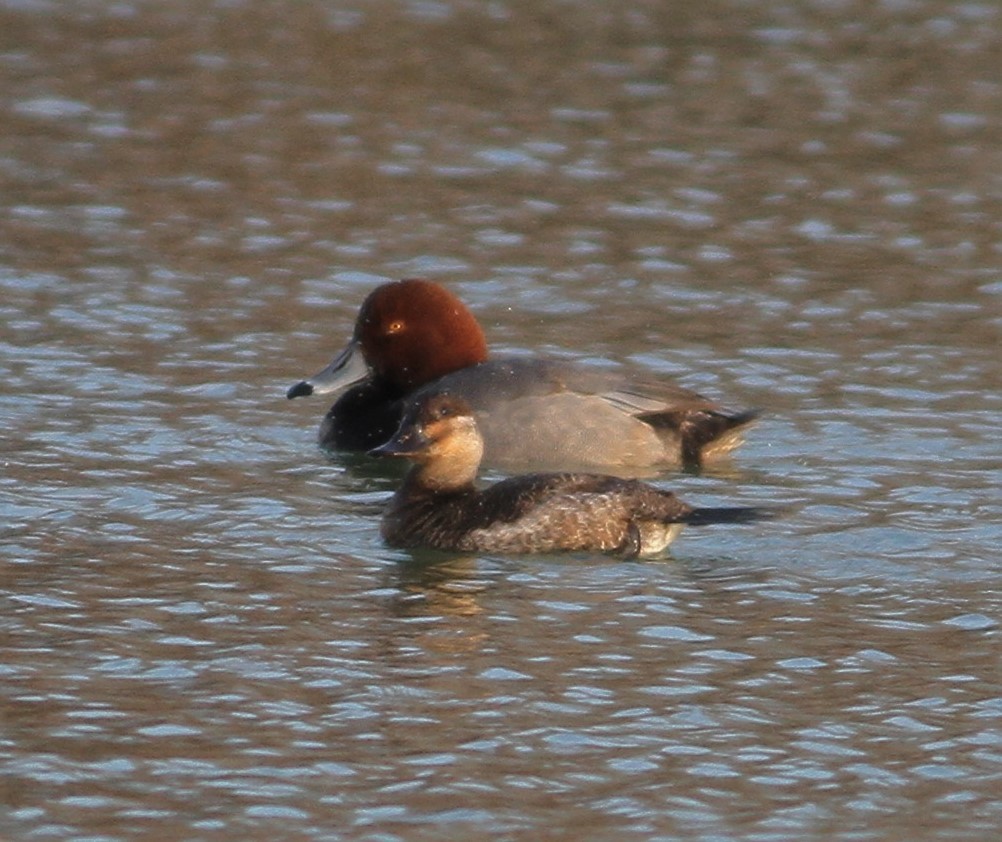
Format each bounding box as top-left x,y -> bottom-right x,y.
406,440 -> 483,494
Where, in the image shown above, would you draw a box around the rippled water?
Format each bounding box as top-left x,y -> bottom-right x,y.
2,1 -> 1000,839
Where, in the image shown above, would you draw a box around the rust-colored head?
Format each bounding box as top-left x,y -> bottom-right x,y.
355,279 -> 488,390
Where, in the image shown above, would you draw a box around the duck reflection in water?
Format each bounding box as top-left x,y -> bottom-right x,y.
371,393 -> 778,559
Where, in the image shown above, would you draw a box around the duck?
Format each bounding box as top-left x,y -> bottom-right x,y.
287,278 -> 757,472
370,393 -> 775,557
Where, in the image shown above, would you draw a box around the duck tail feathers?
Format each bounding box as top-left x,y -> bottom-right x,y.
680,408 -> 761,468
682,505 -> 783,526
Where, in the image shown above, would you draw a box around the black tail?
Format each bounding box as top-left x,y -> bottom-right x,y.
682,506 -> 783,526
641,407 -> 761,470
679,409 -> 761,469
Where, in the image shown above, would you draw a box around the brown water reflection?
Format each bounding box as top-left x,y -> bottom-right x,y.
2,0 -> 1001,839
4,549 -> 1000,839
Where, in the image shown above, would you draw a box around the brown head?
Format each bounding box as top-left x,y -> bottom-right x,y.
370,392 -> 484,490
355,279 -> 488,391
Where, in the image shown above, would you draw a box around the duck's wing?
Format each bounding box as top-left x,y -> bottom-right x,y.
586,372 -> 760,467
468,472 -> 630,526
417,357 -> 757,470
414,357 -> 722,413
598,383 -> 719,416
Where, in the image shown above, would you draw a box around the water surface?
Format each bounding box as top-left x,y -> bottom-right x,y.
1,1 -> 1000,839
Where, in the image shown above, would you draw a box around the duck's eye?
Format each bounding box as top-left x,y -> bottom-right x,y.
385,320 -> 405,335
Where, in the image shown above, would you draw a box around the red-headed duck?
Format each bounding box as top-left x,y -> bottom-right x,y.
370,394 -> 776,557
287,279 -> 757,472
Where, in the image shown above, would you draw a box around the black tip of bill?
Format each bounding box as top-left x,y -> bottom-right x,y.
286,381 -> 314,400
